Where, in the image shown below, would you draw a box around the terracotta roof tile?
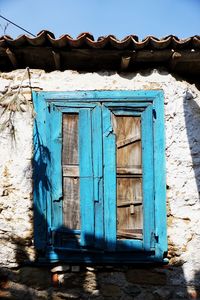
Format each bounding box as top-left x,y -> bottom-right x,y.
0,31 -> 200,50
0,31 -> 200,75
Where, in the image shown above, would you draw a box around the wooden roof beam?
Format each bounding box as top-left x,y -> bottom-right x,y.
52,51 -> 61,70
6,48 -> 18,68
121,56 -> 131,70
170,51 -> 182,70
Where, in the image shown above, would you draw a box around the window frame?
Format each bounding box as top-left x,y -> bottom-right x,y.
33,90 -> 167,264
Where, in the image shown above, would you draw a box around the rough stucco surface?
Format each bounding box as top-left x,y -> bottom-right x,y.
0,69 -> 200,299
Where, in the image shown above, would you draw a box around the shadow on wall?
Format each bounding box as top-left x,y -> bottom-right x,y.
183,92 -> 200,198
183,90 -> 200,298
0,229 -> 192,300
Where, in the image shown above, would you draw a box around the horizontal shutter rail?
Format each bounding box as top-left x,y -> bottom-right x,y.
117,196 -> 142,201
117,199 -> 142,207
117,134 -> 141,149
52,246 -> 104,253
117,229 -> 143,239
117,166 -> 142,175
50,227 -> 81,235
104,102 -> 151,108
117,174 -> 142,179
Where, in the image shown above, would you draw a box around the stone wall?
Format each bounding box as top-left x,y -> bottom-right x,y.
0,69 -> 200,299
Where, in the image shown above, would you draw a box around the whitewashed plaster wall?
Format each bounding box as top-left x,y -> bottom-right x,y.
0,69 -> 200,289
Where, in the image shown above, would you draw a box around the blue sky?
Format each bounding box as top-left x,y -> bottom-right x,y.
0,0 -> 200,39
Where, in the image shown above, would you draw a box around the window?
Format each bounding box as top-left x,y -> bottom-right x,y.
33,90 -> 167,263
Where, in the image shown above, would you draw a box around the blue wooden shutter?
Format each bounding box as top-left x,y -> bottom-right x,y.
153,94 -> 167,259
102,103 -> 155,252
49,105 -> 63,230
33,93 -> 49,250
141,104 -> 155,251
92,105 -> 104,248
79,108 -> 95,247
102,105 -> 117,251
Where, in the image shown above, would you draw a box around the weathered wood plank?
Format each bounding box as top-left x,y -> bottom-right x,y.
62,113 -> 80,231
63,165 -> 79,177
38,90 -> 160,102
113,116 -> 141,169
117,199 -> 142,207
117,134 -> 141,148
113,114 -> 143,240
63,177 -> 80,229
117,229 -> 142,239
117,166 -> 142,175
62,114 -> 79,165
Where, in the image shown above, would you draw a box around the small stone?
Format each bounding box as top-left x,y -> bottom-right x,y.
91,290 -> 100,296
52,291 -> 80,300
187,288 -> 198,300
86,266 -> 95,271
51,265 -> 70,273
169,257 -> 185,266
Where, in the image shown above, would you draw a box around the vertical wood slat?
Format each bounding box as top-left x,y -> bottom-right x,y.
142,104 -> 154,251
79,109 -> 94,246
62,114 -> 80,230
92,105 -> 104,248
33,93 -> 48,250
153,94 -> 167,257
103,105 -> 116,251
50,105 -> 63,229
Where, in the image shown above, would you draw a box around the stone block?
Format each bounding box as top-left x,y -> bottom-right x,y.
126,269 -> 167,285
18,267 -> 51,290
52,290 -> 80,300
123,284 -> 141,297
101,284 -> 121,297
